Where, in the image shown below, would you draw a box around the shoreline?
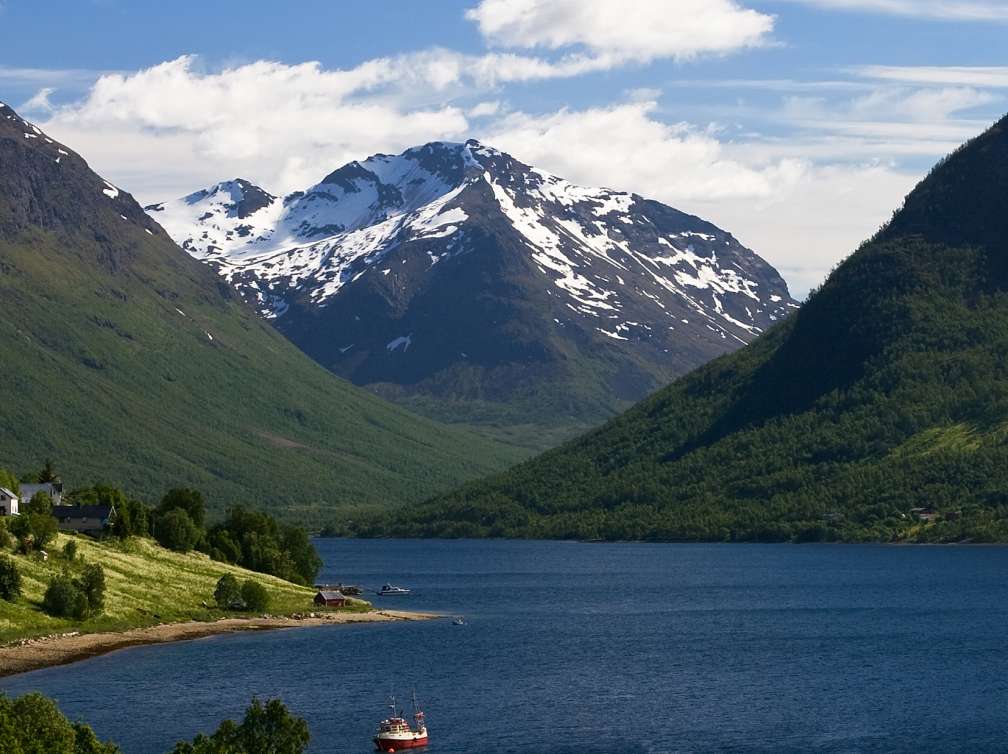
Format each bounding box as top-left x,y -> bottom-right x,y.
0,610 -> 439,679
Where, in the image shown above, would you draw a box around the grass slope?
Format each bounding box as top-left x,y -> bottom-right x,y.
0,104 -> 524,518
0,533 -> 318,643
368,114 -> 1008,543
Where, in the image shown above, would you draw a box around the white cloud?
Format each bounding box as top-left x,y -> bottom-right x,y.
480,101 -> 805,201
477,100 -> 920,297
779,0 -> 1008,20
855,65 -> 1008,88
20,87 -> 56,113
468,100 -> 502,117
39,56 -> 473,197
467,0 -> 775,62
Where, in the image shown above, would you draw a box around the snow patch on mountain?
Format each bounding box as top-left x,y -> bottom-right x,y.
149,140 -> 796,341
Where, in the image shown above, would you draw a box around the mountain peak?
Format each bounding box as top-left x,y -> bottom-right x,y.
1,101 -> 162,240
148,138 -> 796,432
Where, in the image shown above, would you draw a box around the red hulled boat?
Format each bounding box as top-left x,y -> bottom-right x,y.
373,693 -> 428,751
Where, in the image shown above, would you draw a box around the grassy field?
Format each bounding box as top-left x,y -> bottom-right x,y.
0,534 -> 332,644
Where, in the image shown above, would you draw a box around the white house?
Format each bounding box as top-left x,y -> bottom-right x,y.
18,481 -> 63,506
0,487 -> 18,516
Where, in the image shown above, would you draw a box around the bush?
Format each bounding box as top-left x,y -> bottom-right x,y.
26,491 -> 53,516
241,580 -> 270,613
0,692 -> 121,753
213,574 -> 241,609
78,564 -> 106,615
9,509 -> 58,552
0,556 -> 21,601
41,565 -> 105,619
42,574 -> 88,620
63,539 -> 78,561
171,698 -> 308,754
154,508 -> 201,553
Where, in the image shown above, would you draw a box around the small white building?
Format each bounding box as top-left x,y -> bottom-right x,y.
0,487 -> 18,516
18,482 -> 63,507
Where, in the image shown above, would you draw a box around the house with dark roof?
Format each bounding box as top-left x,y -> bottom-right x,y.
55,504 -> 115,535
0,488 -> 18,516
314,590 -> 347,608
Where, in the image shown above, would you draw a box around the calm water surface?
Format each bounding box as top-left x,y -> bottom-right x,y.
3,540 -> 1008,753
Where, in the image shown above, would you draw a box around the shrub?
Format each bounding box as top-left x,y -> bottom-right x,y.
0,692 -> 120,753
63,539 -> 78,561
26,491 -> 53,516
171,698 -> 308,754
0,556 -> 21,601
41,565 -> 105,619
42,575 -> 88,620
9,510 -> 58,552
241,580 -> 270,613
154,508 -> 201,553
213,574 -> 242,609
78,564 -> 106,615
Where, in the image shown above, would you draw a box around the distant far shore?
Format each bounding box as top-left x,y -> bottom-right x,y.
0,610 -> 439,678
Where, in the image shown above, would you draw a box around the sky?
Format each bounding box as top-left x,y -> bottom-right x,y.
1,1 -> 1007,297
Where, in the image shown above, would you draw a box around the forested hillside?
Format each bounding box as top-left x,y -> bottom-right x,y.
347,113 -> 1008,543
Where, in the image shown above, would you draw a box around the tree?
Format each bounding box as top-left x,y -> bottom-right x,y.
27,511 -> 58,551
213,574 -> 241,610
154,508 -> 201,553
63,540 -> 78,562
0,692 -> 121,753
158,489 -> 206,530
240,580 -> 270,613
0,468 -> 18,496
9,503 -> 58,552
42,574 -> 89,620
0,557 -> 21,601
78,564 -> 106,615
25,491 -> 53,516
37,459 -> 60,484
171,698 -> 309,754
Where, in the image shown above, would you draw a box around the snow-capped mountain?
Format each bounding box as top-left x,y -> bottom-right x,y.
148,140 -> 798,440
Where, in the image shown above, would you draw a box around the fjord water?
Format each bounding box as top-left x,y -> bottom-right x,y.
4,540 -> 1008,753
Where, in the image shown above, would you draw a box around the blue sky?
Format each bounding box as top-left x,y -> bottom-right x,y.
2,0 -> 1007,295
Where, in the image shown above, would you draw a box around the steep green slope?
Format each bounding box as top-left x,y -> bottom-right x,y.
368,114 -> 1008,542
0,103 -> 522,517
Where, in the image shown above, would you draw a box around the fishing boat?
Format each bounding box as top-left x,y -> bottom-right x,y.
377,584 -> 411,596
373,693 -> 428,751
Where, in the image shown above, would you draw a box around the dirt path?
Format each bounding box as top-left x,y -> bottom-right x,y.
0,610 -> 439,678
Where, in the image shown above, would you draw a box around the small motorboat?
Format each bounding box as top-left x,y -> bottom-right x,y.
377,584 -> 411,596
452,616 -> 465,626
374,693 -> 428,751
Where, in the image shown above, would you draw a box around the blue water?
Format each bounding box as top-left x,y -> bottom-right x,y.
3,540 -> 1008,753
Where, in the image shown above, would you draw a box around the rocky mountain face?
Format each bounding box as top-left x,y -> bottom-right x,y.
149,141 -> 797,441
0,102 -> 521,511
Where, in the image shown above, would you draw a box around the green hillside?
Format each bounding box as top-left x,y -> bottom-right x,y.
0,532 -> 316,643
0,103 -> 523,518
364,113 -> 1008,543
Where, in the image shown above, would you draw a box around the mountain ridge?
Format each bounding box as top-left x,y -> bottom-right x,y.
0,101 -> 523,516
150,140 -> 797,444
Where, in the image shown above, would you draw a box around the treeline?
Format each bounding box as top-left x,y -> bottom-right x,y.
0,462 -> 321,586
71,485 -> 322,585
0,692 -> 309,754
